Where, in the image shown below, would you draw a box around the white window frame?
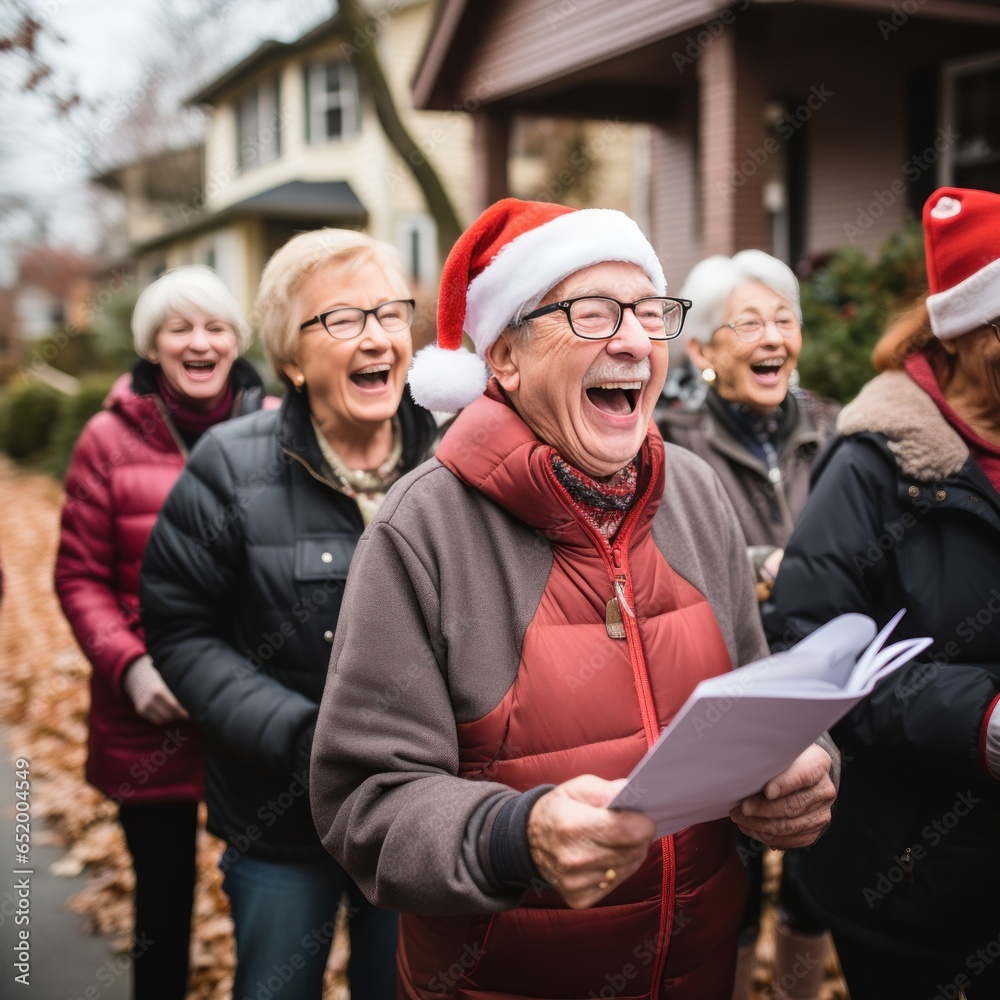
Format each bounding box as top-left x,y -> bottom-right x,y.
235,74 -> 281,173
396,213 -> 438,287
939,49 -> 1000,187
306,60 -> 360,143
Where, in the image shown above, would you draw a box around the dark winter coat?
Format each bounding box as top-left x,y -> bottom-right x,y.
55,358 -> 266,803
657,389 -> 840,550
140,387 -> 437,860
762,369 -> 1000,961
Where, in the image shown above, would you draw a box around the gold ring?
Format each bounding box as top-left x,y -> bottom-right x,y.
598,868 -> 617,890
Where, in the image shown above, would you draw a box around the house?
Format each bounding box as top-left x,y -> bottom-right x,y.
412,0 -> 1000,286
107,0 -> 474,318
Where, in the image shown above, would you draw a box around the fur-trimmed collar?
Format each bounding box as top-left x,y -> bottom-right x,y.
837,370 -> 968,482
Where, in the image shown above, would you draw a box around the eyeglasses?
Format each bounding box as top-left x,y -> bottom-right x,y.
989,319 -> 1000,345
719,315 -> 801,342
522,296 -> 691,341
299,299 -> 415,340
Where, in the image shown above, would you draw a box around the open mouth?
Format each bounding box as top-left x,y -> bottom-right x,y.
585,381 -> 641,415
750,358 -> 785,379
183,361 -> 217,376
350,364 -> 390,388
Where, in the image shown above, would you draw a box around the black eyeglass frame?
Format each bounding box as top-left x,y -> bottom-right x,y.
299,299 -> 416,338
522,295 -> 692,341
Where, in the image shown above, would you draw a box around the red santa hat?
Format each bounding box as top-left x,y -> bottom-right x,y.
924,186 -> 1000,341
407,198 -> 666,411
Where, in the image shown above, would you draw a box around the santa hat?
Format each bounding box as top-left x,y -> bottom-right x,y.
408,198 -> 666,411
924,186 -> 1000,340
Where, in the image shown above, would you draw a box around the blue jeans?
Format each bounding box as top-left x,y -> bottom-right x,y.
222,851 -> 397,1000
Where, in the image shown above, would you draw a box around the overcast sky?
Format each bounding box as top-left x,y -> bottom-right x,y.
0,0 -> 333,281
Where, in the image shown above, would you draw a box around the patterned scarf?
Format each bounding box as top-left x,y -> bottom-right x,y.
311,417 -> 404,526
550,454 -> 639,540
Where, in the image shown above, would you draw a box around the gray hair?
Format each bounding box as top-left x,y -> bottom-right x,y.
677,249 -> 802,347
132,266 -> 251,359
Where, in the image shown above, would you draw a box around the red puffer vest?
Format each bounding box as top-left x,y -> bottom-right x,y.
55,362 -> 264,803
401,393 -> 746,999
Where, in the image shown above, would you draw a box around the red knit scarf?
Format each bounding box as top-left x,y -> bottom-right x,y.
550,454 -> 639,540
156,371 -> 235,440
905,353 -> 1000,492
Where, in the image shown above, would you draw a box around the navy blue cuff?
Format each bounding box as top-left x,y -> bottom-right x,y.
488,785 -> 554,888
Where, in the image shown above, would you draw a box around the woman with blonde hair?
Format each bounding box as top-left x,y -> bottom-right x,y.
140,230 -> 437,999
56,265 -> 266,1000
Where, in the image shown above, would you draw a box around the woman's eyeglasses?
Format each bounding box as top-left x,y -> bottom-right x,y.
719,315 -> 801,342
299,299 -> 415,340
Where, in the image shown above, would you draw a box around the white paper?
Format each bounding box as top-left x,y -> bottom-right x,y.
609,610 -> 931,837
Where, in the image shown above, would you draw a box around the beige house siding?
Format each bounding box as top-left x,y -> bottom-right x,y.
805,76 -> 908,259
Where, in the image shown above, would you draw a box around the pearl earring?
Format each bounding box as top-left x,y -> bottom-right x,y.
701,367 -> 717,383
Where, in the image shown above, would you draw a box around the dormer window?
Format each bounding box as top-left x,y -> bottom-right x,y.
305,60 -> 360,143
236,74 -> 281,173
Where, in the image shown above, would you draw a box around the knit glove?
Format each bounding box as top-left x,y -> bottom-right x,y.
123,654 -> 189,726
985,702 -> 1000,779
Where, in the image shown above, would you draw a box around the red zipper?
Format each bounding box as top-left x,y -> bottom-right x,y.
544,448 -> 676,997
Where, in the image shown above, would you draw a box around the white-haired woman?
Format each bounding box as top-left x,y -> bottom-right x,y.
55,265 -> 267,1000
656,250 -> 840,1000
140,230 -> 437,1000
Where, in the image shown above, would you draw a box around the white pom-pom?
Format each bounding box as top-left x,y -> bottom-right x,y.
407,344 -> 489,412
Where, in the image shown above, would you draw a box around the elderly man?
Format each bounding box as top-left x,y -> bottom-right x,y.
310,199 -> 837,999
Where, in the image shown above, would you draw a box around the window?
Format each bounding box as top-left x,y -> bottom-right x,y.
941,51 -> 1000,191
235,75 -> 281,173
396,214 -> 437,286
305,60 -> 360,143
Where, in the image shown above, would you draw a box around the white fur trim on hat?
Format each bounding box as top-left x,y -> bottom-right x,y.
463,209 -> 666,355
408,343 -> 489,412
926,257 -> 1000,340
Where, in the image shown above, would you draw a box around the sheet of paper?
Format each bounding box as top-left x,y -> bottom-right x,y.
609,611 -> 931,837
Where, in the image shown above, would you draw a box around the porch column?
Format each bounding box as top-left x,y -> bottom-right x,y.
698,26 -> 769,255
471,109 -> 510,215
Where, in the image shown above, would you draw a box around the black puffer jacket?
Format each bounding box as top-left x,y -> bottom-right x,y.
141,388 -> 437,860
762,370 -> 1000,960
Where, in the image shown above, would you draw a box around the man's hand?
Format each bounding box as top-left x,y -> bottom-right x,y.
730,743 -> 835,849
527,775 -> 657,909
123,654 -> 189,725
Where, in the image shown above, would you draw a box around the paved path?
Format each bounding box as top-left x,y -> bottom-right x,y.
0,726 -> 129,1000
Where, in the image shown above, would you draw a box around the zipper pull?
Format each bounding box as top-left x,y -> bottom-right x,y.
605,576 -> 632,639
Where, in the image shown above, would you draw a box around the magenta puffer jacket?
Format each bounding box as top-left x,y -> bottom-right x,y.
55,359 -> 266,803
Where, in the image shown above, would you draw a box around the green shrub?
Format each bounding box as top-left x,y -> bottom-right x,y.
40,374 -> 117,480
0,382 -> 63,461
798,220 -> 927,404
